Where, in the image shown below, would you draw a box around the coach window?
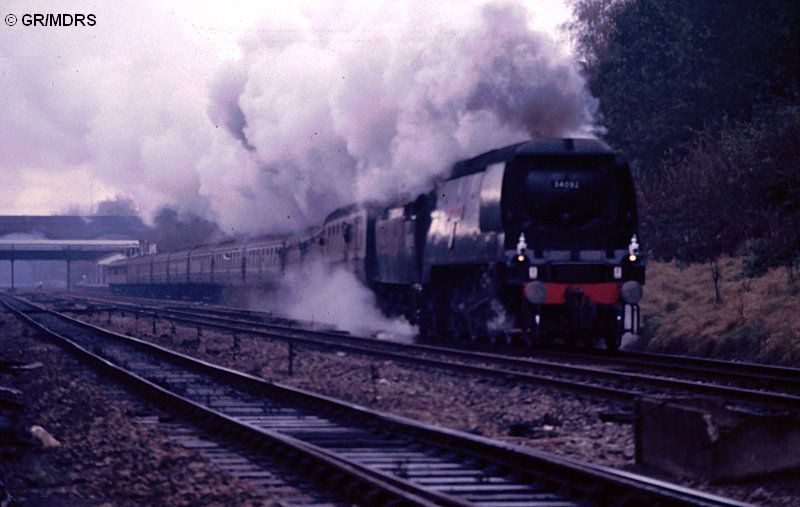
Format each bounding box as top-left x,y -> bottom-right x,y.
343,223 -> 352,244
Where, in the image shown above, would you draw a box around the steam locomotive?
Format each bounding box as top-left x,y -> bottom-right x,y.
108,138 -> 644,349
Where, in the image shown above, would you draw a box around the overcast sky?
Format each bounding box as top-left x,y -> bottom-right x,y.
0,0 -> 586,235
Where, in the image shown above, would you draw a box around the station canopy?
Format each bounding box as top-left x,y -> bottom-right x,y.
0,239 -> 143,261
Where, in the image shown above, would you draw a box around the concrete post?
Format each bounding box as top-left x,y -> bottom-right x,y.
10,259 -> 14,289
66,259 -> 71,292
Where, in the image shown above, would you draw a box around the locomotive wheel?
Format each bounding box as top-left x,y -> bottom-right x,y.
604,332 -> 622,351
448,300 -> 473,341
448,298 -> 490,342
427,286 -> 454,341
563,333 -> 578,348
416,310 -> 434,341
486,299 -> 514,347
436,267 -> 500,342
603,314 -> 624,351
519,302 -> 539,348
491,329 -> 515,347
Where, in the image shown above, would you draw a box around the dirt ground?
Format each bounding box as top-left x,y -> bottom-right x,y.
0,308 -> 270,506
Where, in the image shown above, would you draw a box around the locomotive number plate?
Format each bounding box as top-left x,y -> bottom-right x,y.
552,180 -> 580,189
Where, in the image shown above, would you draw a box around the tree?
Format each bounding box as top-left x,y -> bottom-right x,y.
568,0 -> 800,275
152,207 -> 223,252
95,194 -> 138,216
55,204 -> 85,216
586,0 -> 800,168
565,0 -> 632,75
638,105 -> 800,284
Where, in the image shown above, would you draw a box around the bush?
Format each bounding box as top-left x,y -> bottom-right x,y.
638,105 -> 800,272
714,322 -> 766,360
741,238 -> 773,279
640,259 -> 800,366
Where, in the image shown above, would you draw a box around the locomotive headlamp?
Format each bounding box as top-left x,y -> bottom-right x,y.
628,234 -> 640,261
515,233 -> 529,263
621,280 -> 643,304
516,233 -> 528,255
613,266 -> 622,279
524,281 -> 547,304
529,266 -> 538,279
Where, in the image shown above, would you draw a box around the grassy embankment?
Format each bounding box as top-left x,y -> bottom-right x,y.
637,257 -> 800,367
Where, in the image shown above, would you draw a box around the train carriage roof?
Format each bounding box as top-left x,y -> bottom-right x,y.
323,202 -> 385,223
449,138 -> 614,179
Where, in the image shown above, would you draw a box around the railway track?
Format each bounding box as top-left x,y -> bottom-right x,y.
113,391 -> 340,503
34,292 -> 800,414
2,292 -> 745,506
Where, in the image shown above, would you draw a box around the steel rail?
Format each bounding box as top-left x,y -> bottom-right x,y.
2,296 -> 450,506
30,292 -> 800,411
3,293 -> 748,507
49,294 -> 800,412
61,291 -> 800,390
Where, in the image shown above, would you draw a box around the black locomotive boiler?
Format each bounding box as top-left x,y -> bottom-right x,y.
108,138 -> 644,349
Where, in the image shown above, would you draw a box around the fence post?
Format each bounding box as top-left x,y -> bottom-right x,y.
370,364 -> 379,403
288,341 -> 295,376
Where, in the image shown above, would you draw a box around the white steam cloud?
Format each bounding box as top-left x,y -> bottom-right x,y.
251,262 -> 416,338
0,0 -> 218,218
1,1 -> 595,235
201,1 -> 598,234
